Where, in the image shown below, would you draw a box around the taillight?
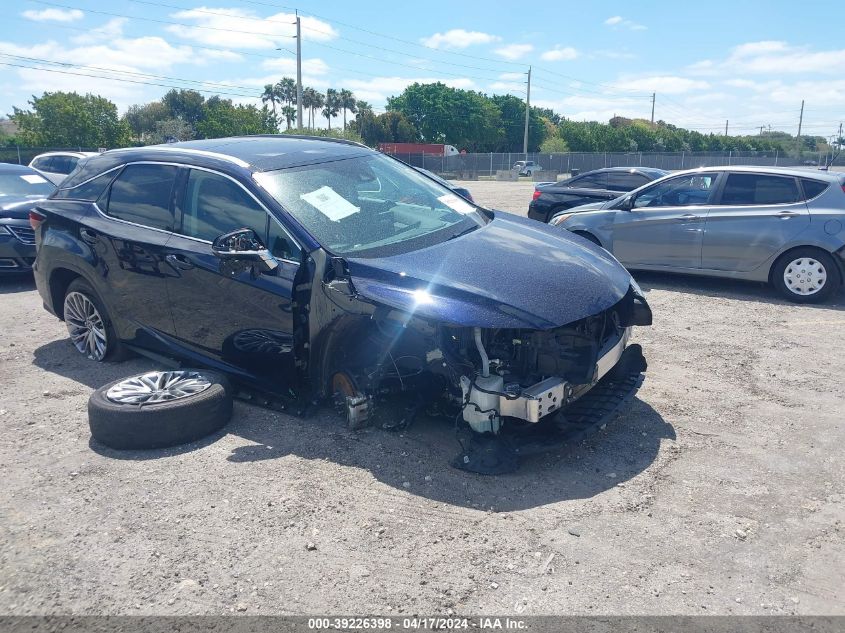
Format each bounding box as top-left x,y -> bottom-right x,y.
841,185 -> 845,195
532,189 -> 542,201
29,210 -> 46,231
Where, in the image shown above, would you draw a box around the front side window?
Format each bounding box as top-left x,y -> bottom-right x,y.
106,164 -> 178,231
180,170 -> 266,242
634,174 -> 716,208
570,173 -> 607,189
719,174 -> 800,205
254,153 -> 486,258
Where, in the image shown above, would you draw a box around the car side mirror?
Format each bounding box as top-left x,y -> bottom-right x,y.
618,196 -> 634,211
212,228 -> 278,272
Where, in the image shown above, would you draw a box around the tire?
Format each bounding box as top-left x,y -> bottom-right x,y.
88,369 -> 233,450
63,278 -> 130,362
772,247 -> 840,303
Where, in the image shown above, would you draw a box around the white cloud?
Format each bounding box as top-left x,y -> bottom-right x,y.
21,8 -> 83,22
71,18 -> 127,44
690,41 -> 845,76
498,72 -> 525,81
489,81 -> 524,93
421,29 -> 499,49
613,75 -> 710,94
260,57 -> 330,76
603,16 -> 646,31
494,43 -> 533,60
342,76 -> 476,107
166,7 -> 338,50
540,46 -> 578,62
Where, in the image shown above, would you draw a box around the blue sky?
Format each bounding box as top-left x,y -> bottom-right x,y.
1,0 -> 843,137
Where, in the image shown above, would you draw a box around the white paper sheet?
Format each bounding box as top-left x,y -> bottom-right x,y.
438,193 -> 475,214
300,186 -> 360,221
20,174 -> 48,184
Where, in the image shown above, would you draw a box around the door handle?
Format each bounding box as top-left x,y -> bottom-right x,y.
165,254 -> 195,270
777,210 -> 799,219
79,228 -> 98,244
679,213 -> 698,221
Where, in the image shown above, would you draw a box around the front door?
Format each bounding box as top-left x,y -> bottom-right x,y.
702,172 -> 811,272
611,172 -> 719,269
163,168 -> 303,389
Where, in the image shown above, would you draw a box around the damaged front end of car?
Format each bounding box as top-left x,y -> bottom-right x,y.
299,243 -> 652,474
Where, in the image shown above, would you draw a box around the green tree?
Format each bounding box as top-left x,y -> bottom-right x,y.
387,82 -> 502,151
261,83 -> 279,130
11,91 -> 129,147
322,89 -> 340,130
490,94 -> 546,152
195,96 -> 275,139
539,136 -> 569,153
339,88 -> 357,130
162,89 -> 206,131
123,101 -> 168,143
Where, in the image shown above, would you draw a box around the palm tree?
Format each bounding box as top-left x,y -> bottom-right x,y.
312,90 -> 325,130
300,87 -> 314,128
281,105 -> 296,130
273,78 -> 297,130
322,89 -> 339,130
261,84 -> 278,130
339,89 -> 357,130
355,100 -> 373,118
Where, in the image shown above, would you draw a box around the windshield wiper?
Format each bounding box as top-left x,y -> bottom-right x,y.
448,225 -> 479,240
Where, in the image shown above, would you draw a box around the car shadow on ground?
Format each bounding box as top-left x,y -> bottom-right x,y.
632,270 -> 845,310
221,395 -> 674,510
0,274 -> 36,294
33,337 -> 674,510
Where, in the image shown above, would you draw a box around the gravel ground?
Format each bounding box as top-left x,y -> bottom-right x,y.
1,180 -> 843,615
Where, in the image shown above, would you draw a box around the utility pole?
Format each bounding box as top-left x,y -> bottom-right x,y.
650,92 -> 655,124
295,14 -> 303,131
725,120 -> 729,136
795,99 -> 804,157
523,66 -> 531,156
759,126 -> 764,136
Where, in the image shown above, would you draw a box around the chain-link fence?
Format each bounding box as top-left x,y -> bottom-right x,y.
3,146 -> 843,178
387,150 -> 845,180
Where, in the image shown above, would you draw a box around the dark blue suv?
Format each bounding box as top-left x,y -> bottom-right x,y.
32,136 -> 651,441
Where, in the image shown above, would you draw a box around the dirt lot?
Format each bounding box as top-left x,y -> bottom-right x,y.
1,181 -> 843,616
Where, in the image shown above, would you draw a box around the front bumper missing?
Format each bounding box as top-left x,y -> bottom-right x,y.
453,343 -> 647,474
500,327 -> 633,424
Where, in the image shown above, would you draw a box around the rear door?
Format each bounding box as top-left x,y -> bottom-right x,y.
77,162 -> 180,341
702,172 -> 810,272
612,172 -> 720,269
163,168 -> 302,386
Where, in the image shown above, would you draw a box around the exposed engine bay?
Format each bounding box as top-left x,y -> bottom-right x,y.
318,281 -> 651,443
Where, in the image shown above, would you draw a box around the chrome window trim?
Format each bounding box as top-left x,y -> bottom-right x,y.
87,161 -> 302,265
105,146 -> 251,168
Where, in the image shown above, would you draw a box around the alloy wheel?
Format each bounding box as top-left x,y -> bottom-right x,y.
64,291 -> 108,361
105,370 -> 212,405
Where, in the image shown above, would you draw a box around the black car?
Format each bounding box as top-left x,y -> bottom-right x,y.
32,136 -> 650,466
528,167 -> 668,223
0,163 -> 56,274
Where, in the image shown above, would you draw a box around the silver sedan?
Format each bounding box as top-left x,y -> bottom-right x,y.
549,166 -> 845,303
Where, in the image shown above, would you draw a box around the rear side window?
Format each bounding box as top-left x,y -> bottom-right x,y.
570,173 -> 607,189
51,155 -> 77,175
720,174 -> 800,205
31,156 -> 53,172
607,172 -> 650,191
800,178 -> 828,200
106,164 -> 178,231
54,170 -> 118,201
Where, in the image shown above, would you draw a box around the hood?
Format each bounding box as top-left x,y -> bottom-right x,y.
345,212 -> 632,330
0,195 -> 46,219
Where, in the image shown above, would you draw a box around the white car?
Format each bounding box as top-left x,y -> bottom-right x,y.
29,151 -> 99,185
513,160 -> 542,176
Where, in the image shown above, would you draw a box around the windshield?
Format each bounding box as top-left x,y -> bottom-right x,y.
0,172 -> 56,197
254,153 -> 486,258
